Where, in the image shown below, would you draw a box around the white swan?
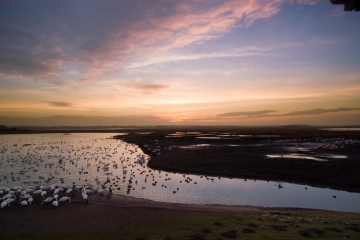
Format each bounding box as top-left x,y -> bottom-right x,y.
59,196 -> 71,203
5,198 -> 15,206
2,193 -> 14,200
81,186 -> 88,203
21,194 -> 32,199
41,191 -> 47,198
85,189 -> 93,194
41,197 -> 53,204
33,189 -> 42,195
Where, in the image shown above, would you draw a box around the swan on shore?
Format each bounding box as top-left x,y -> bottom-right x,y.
59,196 -> 71,203
41,197 -> 53,204
52,200 -> 58,207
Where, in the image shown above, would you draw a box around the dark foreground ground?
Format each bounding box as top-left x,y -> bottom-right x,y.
1,191 -> 360,240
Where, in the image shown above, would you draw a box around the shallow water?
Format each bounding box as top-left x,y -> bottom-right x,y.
1,133 -> 360,213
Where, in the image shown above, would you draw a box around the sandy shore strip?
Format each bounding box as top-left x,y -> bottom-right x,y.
73,191 -> 261,213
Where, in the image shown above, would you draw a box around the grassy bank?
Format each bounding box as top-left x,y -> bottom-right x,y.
2,203 -> 360,240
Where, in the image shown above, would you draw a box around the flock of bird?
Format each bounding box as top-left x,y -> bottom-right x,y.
0,133 -> 220,209
2,133 -> 357,209
0,184 -> 73,208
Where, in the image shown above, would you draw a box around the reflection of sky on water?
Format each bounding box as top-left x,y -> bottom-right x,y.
1,133 -> 360,213
267,154 -> 327,161
178,144 -> 211,149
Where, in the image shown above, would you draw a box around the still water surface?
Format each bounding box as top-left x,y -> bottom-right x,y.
0,133 -> 359,213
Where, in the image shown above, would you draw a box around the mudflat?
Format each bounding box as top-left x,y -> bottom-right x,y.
114,126 -> 360,193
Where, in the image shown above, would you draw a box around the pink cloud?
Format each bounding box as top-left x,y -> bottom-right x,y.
0,0 -> 319,82
296,0 -> 319,5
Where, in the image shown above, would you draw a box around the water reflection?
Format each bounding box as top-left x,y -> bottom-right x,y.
0,133 -> 359,213
267,154 -> 327,161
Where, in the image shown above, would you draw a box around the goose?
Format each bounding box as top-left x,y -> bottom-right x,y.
27,198 -> 33,205
21,200 -> 28,206
66,188 -> 72,195
52,200 -> 58,207
1,201 -> 7,208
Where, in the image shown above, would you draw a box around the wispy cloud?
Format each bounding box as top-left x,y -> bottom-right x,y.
215,107 -> 360,119
42,101 -> 74,107
127,47 -> 269,69
217,110 -> 276,117
280,108 -> 360,117
296,0 -> 320,5
223,62 -> 254,76
121,79 -> 174,95
328,6 -> 345,17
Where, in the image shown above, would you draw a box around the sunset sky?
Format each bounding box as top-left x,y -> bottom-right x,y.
0,0 -> 359,126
